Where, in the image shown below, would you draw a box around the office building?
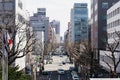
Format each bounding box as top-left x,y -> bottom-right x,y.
91,0 -> 119,59
50,20 -> 60,44
100,1 -> 120,73
70,3 -> 88,43
30,8 -> 49,43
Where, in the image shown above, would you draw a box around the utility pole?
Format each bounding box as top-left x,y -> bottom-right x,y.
2,29 -> 8,80
1,0 -> 8,80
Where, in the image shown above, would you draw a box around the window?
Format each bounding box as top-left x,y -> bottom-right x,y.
0,2 -> 13,10
75,31 -> 81,35
75,21 -> 81,26
74,8 -> 87,15
4,0 -> 13,2
0,3 -> 3,10
0,0 -> 13,2
103,26 -> 106,31
102,2 -> 108,9
102,15 -> 107,20
75,26 -> 81,31
38,12 -> 46,15
112,2 -> 116,6
107,13 -> 110,19
4,2 -> 13,10
119,19 -> 120,25
117,8 -> 119,14
119,7 -> 120,14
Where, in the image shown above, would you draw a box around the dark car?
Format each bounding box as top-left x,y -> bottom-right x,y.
42,71 -> 49,75
62,61 -> 66,65
69,67 -> 75,71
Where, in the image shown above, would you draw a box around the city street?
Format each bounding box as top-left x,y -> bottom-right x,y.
1,0 -> 120,79
37,55 -> 74,80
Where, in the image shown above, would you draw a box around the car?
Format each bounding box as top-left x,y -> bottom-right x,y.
42,71 -> 49,75
60,55 -> 63,57
49,61 -> 52,64
57,69 -> 65,74
71,71 -> 77,76
69,67 -> 75,71
72,75 -> 79,80
62,61 -> 65,65
58,63 -> 62,66
98,73 -> 104,77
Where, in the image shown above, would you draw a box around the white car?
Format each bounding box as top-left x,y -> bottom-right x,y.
57,69 -> 65,74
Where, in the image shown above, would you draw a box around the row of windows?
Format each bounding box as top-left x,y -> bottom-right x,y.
107,7 -> 120,19
102,2 -> 108,9
0,0 -> 22,10
74,8 -> 87,15
75,30 -> 87,35
0,2 -> 13,11
74,25 -> 87,31
107,19 -> 120,29
75,34 -> 87,41
38,12 -> 46,15
107,31 -> 120,39
0,0 -> 13,2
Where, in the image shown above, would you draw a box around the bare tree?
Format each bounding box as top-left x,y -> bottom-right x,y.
102,31 -> 120,77
67,40 -> 95,79
0,14 -> 36,65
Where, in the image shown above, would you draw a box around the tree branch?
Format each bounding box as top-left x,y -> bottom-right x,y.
103,59 -> 113,72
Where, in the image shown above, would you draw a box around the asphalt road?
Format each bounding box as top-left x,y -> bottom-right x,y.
38,55 -> 74,80
39,70 -> 72,80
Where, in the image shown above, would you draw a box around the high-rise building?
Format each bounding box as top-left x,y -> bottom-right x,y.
50,20 -> 60,44
50,20 -> 60,34
30,8 -> 49,43
91,0 -> 119,59
99,0 -> 120,73
107,1 -> 120,45
0,0 -> 29,70
70,3 -> 88,43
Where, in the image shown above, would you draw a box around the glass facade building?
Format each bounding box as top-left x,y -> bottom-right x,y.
70,3 -> 88,42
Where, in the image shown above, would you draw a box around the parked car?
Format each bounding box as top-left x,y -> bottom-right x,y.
49,61 -> 52,64
71,71 -> 79,80
69,67 -> 75,71
71,71 -> 77,76
62,61 -> 65,65
42,71 -> 49,75
60,55 -> 63,57
72,75 -> 79,80
58,63 -> 62,66
57,69 -> 65,74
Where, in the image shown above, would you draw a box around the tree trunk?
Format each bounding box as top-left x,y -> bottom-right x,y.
90,52 -> 94,77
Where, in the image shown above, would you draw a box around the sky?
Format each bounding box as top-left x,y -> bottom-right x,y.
25,0 -> 90,37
